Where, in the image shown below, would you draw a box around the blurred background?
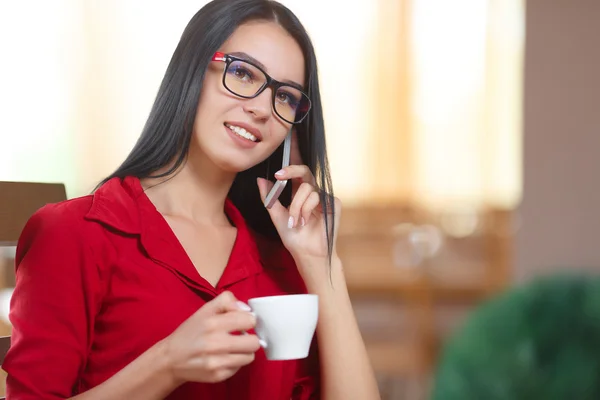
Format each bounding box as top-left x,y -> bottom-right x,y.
1,0 -> 599,398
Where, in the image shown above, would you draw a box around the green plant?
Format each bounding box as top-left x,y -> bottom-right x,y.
432,274 -> 600,400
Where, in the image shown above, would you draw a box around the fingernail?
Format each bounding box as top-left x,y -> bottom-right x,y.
236,301 -> 251,311
258,339 -> 268,348
288,216 -> 294,229
275,169 -> 285,177
301,217 -> 306,227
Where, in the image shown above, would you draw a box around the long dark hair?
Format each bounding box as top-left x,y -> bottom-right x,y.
100,0 -> 335,259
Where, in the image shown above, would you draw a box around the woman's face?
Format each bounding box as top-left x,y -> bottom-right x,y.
191,21 -> 306,173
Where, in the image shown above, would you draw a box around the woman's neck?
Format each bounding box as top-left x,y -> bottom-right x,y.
141,154 -> 236,227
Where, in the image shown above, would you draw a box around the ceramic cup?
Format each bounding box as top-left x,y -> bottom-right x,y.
248,294 -> 318,361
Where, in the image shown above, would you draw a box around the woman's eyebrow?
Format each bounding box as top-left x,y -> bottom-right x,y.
229,51 -> 305,90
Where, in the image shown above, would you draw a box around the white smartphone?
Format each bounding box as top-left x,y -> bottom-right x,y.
263,129 -> 292,209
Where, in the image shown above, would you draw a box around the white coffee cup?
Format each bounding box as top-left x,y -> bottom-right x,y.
248,294 -> 318,361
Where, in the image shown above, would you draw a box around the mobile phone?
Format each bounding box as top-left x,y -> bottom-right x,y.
263,129 -> 292,209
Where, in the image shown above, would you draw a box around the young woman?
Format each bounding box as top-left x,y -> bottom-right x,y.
3,1 -> 380,399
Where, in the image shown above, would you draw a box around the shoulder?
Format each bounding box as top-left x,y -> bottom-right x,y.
16,195 -> 108,265
19,176 -> 144,252
20,196 -> 95,242
17,196 -> 93,246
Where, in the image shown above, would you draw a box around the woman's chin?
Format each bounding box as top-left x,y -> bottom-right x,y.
216,159 -> 257,174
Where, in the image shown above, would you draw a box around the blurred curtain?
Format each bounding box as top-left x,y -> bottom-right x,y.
368,0 -> 524,210
0,0 -> 85,197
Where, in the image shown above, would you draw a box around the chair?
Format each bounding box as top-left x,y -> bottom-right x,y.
0,337 -> 9,366
0,181 -> 67,399
0,181 -> 68,245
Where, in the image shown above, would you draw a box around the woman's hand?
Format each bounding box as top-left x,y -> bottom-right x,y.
256,132 -> 341,266
161,291 -> 260,385
257,135 -> 381,400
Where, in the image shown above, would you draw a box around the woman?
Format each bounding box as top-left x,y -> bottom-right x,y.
3,0 -> 380,399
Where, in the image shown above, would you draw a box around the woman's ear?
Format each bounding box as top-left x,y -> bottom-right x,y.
290,128 -> 303,165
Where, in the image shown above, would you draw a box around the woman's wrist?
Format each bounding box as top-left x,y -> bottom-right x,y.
152,338 -> 186,390
293,254 -> 346,294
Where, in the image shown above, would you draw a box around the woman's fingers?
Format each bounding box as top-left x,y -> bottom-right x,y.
206,310 -> 256,333
287,182 -> 316,228
300,191 -> 321,227
275,165 -> 316,187
201,330 -> 262,355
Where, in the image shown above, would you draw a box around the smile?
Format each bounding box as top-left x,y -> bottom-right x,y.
225,123 -> 259,142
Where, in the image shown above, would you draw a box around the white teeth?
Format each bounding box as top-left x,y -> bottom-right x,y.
227,124 -> 258,142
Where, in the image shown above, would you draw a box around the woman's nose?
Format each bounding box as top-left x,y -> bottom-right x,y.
243,88 -> 273,120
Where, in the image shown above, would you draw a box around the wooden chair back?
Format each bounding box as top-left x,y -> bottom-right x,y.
0,336 -> 10,365
0,181 -> 67,246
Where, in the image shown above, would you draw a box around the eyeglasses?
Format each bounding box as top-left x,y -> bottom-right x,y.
211,52 -> 311,124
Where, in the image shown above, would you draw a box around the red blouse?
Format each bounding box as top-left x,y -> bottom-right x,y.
3,177 -> 320,399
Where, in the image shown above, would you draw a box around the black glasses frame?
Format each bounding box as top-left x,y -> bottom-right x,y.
212,52 -> 311,124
